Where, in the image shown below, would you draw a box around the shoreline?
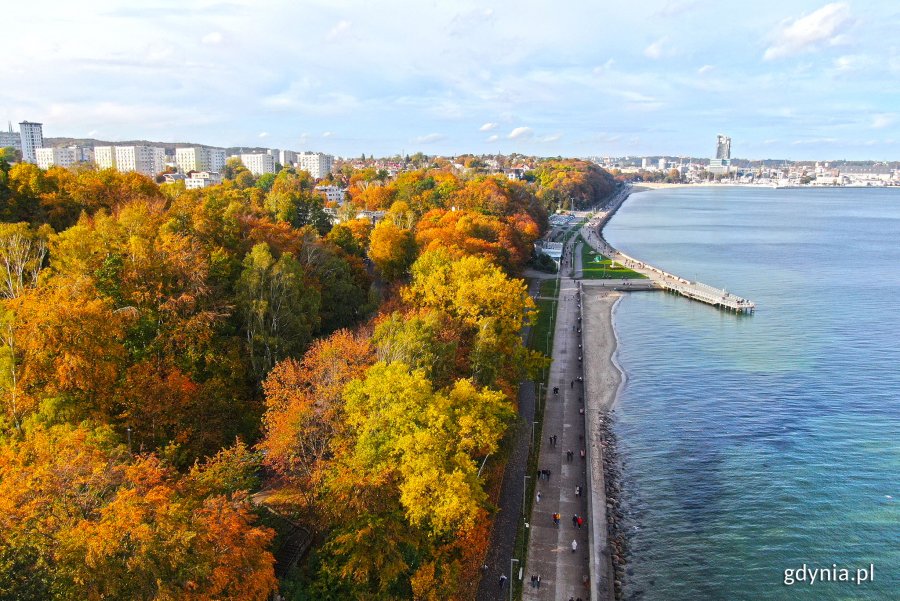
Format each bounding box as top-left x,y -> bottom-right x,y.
582,288 -> 627,599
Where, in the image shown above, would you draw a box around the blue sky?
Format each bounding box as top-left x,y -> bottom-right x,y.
5,0 -> 899,159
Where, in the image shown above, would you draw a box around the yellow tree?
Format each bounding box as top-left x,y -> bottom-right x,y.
367,220 -> 416,281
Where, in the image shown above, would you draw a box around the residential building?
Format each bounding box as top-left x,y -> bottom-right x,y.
94,146 -> 117,170
185,171 -> 222,189
114,146 -> 166,176
658,158 -> 667,170
176,146 -> 227,173
163,173 -> 187,184
240,153 -> 275,175
19,121 -> 43,164
315,185 -> 345,205
296,151 -> 333,179
35,147 -> 76,170
0,123 -> 20,151
279,149 -> 297,167
209,148 -> 226,172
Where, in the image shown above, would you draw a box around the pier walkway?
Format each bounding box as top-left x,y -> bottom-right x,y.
581,185 -> 756,314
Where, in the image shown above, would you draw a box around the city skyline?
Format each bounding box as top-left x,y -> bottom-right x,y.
4,1 -> 899,160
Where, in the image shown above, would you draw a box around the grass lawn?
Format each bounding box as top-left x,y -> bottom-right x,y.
538,278 -> 559,299
581,244 -> 648,279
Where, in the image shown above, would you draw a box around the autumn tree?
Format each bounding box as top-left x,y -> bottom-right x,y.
368,220 -> 416,281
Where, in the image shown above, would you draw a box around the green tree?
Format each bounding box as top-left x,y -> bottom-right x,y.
237,243 -> 320,380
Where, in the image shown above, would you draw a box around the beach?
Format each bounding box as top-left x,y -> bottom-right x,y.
581,287 -> 625,599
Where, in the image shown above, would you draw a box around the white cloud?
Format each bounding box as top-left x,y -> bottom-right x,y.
413,133 -> 445,144
508,126 -> 533,140
764,3 -> 853,60
322,131 -> 333,138
326,20 -> 351,42
697,64 -> 714,75
644,37 -> 668,60
539,133 -> 562,143
201,31 -> 223,45
258,131 -> 269,138
486,134 -> 499,142
479,122 -> 498,131
871,114 -> 895,129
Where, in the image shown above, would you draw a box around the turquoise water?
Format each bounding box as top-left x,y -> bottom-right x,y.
603,187 -> 900,600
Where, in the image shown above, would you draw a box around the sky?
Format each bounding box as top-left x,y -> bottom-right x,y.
4,0 -> 900,160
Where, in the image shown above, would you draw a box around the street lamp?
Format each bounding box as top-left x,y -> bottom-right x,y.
509,558 -> 520,601
532,421 -> 538,448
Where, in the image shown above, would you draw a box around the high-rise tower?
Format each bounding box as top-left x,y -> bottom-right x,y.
715,134 -> 731,160
19,121 -> 44,164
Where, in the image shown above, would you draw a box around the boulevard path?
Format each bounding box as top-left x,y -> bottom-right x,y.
522,239 -> 593,600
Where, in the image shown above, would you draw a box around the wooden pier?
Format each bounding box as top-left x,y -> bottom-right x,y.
582,185 -> 756,314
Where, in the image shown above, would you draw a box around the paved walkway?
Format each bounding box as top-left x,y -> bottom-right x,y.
522,267 -> 591,599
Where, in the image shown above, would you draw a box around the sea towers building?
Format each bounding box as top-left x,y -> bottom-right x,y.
709,134 -> 732,175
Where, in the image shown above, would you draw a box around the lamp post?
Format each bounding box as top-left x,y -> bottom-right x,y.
509,558 -> 519,601
532,421 -> 538,448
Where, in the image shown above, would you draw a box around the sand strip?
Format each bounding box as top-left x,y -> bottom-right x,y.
581,287 -> 624,600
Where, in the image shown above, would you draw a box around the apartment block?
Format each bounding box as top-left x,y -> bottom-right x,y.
176,146 -> 227,173
240,153 -> 275,176
94,146 -> 117,170
114,146 -> 166,176
36,147 -> 77,170
296,151 -> 333,179
19,121 -> 44,164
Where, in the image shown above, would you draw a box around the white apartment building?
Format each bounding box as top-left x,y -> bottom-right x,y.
19,121 -> 43,164
296,151 -> 333,179
279,149 -> 297,167
240,153 -> 275,176
114,146 -> 166,176
315,185 -> 346,205
176,146 -> 227,173
209,148 -> 226,172
35,147 -> 77,170
185,171 -> 223,189
94,146 -> 117,170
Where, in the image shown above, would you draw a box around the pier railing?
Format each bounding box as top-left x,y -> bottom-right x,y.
584,185 -> 756,314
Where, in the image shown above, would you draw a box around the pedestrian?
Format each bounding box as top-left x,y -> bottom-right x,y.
572,514 -> 578,527
571,539 -> 578,553
530,574 -> 536,588
577,516 -> 584,528
570,380 -> 574,389
580,449 -> 586,459
498,574 -> 507,588
575,485 -> 580,497
536,574 -> 541,588
536,491 -> 541,503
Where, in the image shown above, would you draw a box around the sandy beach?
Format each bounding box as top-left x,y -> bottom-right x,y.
580,287 -> 625,600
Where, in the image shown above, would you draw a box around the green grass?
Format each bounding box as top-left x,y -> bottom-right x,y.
538,278 -> 559,299
580,244 -> 648,280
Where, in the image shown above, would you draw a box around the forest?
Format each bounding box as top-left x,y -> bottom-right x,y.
0,155 -> 613,600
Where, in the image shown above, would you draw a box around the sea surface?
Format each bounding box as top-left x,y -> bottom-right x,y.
603,186 -> 899,600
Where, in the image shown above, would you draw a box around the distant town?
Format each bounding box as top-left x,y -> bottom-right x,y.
3,122 -> 899,191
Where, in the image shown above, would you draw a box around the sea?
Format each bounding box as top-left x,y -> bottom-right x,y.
602,186 -> 899,600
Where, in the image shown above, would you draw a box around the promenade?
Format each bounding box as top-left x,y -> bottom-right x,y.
522,275 -> 592,601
